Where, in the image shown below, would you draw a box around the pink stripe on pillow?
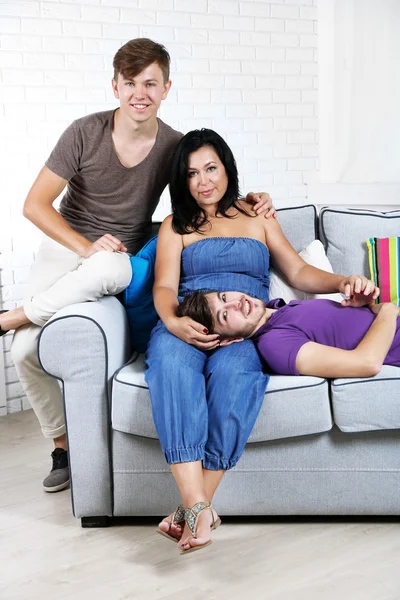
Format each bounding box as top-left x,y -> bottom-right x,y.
377,238 -> 391,302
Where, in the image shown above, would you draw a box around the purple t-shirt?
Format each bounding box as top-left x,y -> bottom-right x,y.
253,299 -> 400,375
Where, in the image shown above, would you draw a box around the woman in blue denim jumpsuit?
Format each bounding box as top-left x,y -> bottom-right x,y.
145,129 -> 363,554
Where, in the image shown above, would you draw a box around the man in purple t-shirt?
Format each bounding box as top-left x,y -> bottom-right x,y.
177,291 -> 400,379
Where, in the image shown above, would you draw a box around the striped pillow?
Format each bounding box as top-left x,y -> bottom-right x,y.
367,237 -> 400,305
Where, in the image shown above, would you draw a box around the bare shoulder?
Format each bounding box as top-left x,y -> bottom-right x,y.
260,210 -> 282,232
236,199 -> 254,215
161,213 -> 173,226
159,214 -> 175,234
236,199 -> 277,225
158,214 -> 184,250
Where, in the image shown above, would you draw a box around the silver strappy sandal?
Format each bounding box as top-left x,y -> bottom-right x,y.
180,501 -> 221,555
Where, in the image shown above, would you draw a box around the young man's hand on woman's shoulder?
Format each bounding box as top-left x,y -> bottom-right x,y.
245,192 -> 277,219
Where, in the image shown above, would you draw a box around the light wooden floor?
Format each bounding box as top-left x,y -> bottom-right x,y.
1,410 -> 400,600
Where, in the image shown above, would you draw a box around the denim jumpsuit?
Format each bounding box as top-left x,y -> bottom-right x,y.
145,237 -> 270,471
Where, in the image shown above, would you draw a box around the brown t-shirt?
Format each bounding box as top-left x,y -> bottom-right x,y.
45,110 -> 182,255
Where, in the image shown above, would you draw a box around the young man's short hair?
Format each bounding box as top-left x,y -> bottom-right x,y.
113,38 -> 170,83
177,291 -> 215,332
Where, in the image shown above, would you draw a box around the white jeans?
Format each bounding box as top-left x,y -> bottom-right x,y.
11,235 -> 132,439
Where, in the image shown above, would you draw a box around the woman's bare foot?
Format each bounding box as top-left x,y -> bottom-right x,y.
158,513 -> 184,541
178,506 -> 220,553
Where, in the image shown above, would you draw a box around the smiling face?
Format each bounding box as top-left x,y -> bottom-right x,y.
112,62 -> 171,124
187,146 -> 229,211
206,291 -> 267,340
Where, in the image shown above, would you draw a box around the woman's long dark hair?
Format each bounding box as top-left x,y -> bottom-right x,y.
170,129 -> 248,234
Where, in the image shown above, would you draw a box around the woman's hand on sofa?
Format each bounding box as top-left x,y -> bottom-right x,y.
339,275 -> 380,307
166,316 -> 220,350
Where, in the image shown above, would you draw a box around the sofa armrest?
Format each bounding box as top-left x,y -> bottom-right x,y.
38,296 -> 131,519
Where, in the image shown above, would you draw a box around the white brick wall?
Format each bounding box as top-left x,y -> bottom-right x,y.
0,0 -> 318,414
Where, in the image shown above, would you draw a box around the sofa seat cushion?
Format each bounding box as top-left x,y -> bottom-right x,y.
331,365 -> 400,433
111,354 -> 333,443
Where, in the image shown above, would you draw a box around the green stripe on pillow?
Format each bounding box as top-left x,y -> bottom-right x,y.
367,237 -> 400,306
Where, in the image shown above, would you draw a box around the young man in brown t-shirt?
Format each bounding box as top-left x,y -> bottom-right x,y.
0,38 -> 274,493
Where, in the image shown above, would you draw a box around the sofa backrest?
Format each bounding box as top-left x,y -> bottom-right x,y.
275,204 -> 317,253
151,205 -> 400,279
151,204 -> 318,255
320,207 -> 400,276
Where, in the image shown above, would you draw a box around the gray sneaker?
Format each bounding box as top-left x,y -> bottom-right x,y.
43,448 -> 70,493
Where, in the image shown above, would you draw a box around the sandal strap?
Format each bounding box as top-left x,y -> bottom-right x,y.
171,504 -> 185,524
184,501 -> 212,538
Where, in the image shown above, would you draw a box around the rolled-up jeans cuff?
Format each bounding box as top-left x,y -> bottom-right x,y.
203,451 -> 237,471
164,445 -> 205,465
41,423 -> 66,440
23,297 -> 46,327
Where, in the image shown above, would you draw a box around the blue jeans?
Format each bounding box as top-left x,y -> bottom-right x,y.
145,321 -> 270,471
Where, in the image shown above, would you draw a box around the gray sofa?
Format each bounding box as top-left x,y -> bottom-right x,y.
38,205 -> 400,526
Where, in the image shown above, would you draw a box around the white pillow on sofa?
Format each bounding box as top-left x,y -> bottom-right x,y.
269,239 -> 343,304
